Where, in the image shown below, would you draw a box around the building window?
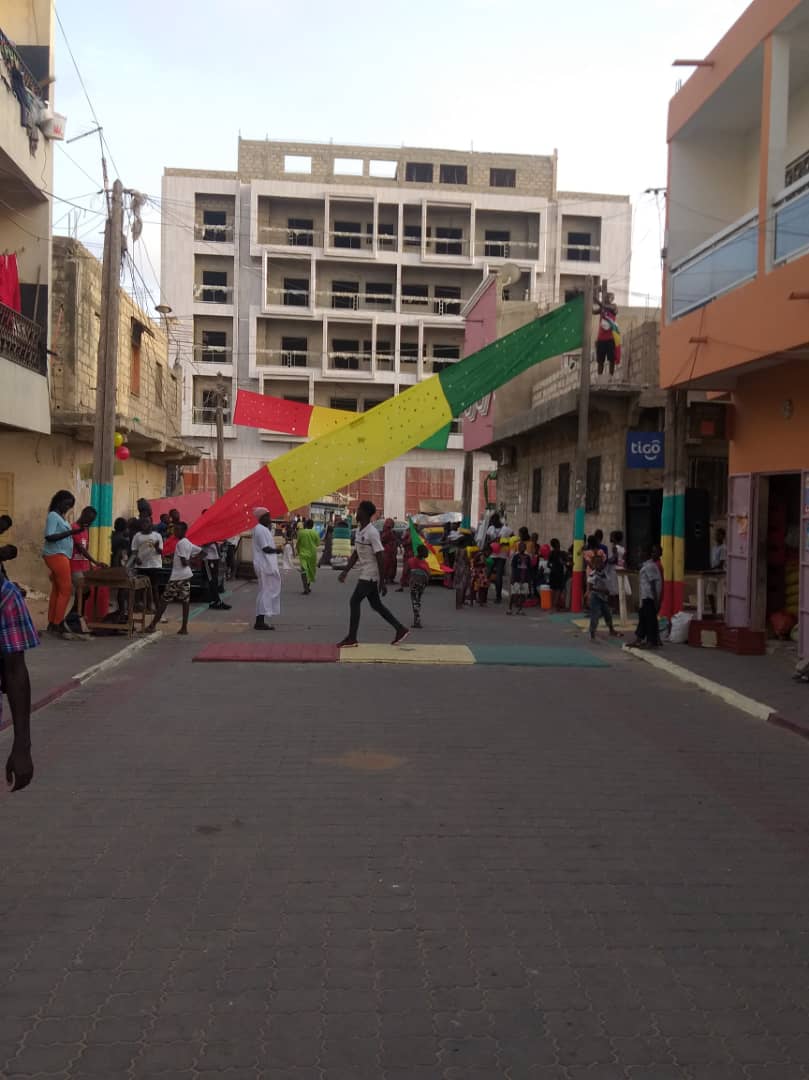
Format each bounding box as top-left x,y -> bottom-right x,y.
284,155 -> 311,174
484,229 -> 510,258
432,345 -> 460,373
405,162 -> 433,183
201,329 -> 227,362
490,167 -> 516,188
557,462 -> 570,513
332,338 -> 360,370
287,217 -> 314,246
284,394 -> 309,405
333,220 -> 361,249
370,159 -> 397,179
586,456 -> 601,512
200,388 -> 219,423
376,222 -> 396,250
334,157 -> 363,176
688,456 -> 729,518
376,341 -> 393,368
434,285 -> 462,315
202,209 -> 227,241
365,282 -> 394,307
130,320 -> 143,397
281,336 -> 308,367
283,277 -> 309,306
402,283 -> 429,307
531,467 -> 543,513
435,226 -> 463,256
566,231 -> 592,262
155,362 -> 163,406
404,224 -> 421,248
564,288 -> 583,303
439,163 -> 468,185
785,149 -> 809,187
201,270 -> 227,303
400,343 -> 419,364
331,280 -> 358,309
330,396 -> 358,412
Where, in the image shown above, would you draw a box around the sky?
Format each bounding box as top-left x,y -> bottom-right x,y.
52,0 -> 752,312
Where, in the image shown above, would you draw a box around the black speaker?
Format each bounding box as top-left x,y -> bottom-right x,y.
625,489 -> 663,570
685,487 -> 711,572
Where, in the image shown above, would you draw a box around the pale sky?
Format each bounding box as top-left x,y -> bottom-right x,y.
52,0 -> 752,311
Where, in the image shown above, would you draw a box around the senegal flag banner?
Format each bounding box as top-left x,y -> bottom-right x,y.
187,297 -> 583,547
408,519 -> 449,575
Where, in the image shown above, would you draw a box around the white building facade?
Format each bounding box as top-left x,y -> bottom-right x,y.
161,140 -> 631,520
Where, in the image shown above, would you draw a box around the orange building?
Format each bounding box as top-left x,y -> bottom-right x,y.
661,0 -> 809,656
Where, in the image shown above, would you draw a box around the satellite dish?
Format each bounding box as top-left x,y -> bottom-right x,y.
497,262 -> 521,288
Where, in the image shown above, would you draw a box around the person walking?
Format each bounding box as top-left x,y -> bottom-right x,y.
628,547 -> 662,648
587,551 -> 621,641
146,522 -> 200,636
486,513 -> 512,603
319,522 -> 334,568
202,538 -> 231,611
252,508 -> 281,630
407,544 -> 431,628
337,500 -> 409,648
42,490 -> 83,639
380,518 -> 399,584
129,514 -> 164,614
296,518 -> 319,595
0,575 -> 38,790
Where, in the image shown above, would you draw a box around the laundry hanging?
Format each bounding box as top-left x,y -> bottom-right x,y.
0,254 -> 22,313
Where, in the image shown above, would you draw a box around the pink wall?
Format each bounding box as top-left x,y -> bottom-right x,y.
462,279 -> 498,452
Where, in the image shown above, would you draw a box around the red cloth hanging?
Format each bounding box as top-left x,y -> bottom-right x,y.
0,255 -> 22,313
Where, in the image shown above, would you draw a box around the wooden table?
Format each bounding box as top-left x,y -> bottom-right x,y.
78,568 -> 152,637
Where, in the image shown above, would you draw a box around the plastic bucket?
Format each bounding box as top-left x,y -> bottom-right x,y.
539,585 -> 552,611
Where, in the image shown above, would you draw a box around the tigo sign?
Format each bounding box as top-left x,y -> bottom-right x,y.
626,431 -> 664,469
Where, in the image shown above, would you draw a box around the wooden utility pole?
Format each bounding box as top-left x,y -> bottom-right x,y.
215,379 -> 227,498
90,178 -> 124,563
570,275 -> 597,612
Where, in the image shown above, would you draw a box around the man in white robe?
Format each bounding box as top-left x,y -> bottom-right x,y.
251,508 -> 281,630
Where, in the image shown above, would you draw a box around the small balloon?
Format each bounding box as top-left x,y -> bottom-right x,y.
115,445 -> 130,461
114,432 -> 124,447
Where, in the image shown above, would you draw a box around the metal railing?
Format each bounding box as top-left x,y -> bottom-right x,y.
316,289 -> 395,311
255,349 -> 321,369
193,344 -> 232,363
474,239 -> 540,260
192,406 -> 232,424
0,27 -> 43,99
194,222 -> 234,242
669,210 -> 758,319
266,286 -> 311,307
774,175 -> 809,265
193,283 -> 234,303
561,242 -> 602,262
259,225 -> 324,247
0,300 -> 47,375
424,236 -> 470,257
326,351 -> 372,372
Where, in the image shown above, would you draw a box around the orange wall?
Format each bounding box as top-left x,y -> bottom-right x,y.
668,0 -> 800,139
660,251 -> 809,388
730,356 -> 809,473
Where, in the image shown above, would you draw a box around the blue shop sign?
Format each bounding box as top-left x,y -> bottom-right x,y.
626,431 -> 664,469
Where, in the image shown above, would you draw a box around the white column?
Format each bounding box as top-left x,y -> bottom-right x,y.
761,33 -> 790,272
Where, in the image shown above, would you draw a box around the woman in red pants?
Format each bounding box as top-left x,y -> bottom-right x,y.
42,490 -> 81,639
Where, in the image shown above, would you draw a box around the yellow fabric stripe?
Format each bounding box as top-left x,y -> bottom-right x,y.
308,405 -> 357,440
271,377 -> 452,509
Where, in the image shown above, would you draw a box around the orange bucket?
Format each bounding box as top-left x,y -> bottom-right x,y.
539,586 -> 552,611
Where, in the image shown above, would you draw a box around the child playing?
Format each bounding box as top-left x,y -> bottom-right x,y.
587,551 -> 621,641
146,522 -> 200,635
509,542 -> 534,615
407,544 -> 432,628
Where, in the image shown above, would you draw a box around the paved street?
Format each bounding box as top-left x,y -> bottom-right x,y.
2,569 -> 809,1079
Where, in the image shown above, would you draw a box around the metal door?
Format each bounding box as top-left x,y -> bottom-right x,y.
800,472 -> 809,659
726,473 -> 752,628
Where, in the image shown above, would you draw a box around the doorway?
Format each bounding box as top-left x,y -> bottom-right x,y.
760,473 -> 801,633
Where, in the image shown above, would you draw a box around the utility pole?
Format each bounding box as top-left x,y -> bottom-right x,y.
215,379 -> 227,498
90,178 -> 124,563
570,275 -> 597,612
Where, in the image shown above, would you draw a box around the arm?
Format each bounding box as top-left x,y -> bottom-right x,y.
375,551 -> 388,594
73,541 -> 101,566
338,550 -> 359,582
45,525 -> 81,543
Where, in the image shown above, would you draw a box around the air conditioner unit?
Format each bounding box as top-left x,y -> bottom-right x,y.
495,446 -> 514,467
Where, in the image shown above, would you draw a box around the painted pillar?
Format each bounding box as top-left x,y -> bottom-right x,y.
661,390 -> 686,617
571,505 -> 586,612
88,481 -> 113,564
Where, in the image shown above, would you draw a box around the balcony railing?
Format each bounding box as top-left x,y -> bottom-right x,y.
473,239 -> 541,260
0,301 -> 47,375
255,349 -> 322,369
774,176 -> 809,265
326,351 -> 372,373
266,286 -> 311,307
259,225 -> 324,247
194,222 -> 234,242
192,406 -> 232,424
424,236 -> 470,257
317,289 -> 395,312
561,243 -> 601,262
193,344 -> 232,364
193,283 -> 234,304
669,211 -> 758,319
0,27 -> 43,100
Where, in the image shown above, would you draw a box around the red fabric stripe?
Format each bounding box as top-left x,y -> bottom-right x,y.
186,466 -> 288,546
233,389 -> 314,435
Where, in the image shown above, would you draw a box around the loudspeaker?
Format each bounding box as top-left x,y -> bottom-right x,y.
685,487 -> 711,572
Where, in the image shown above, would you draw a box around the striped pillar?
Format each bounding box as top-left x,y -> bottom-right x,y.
571,505 -> 586,613
672,489 -> 686,615
660,492 -> 674,617
88,481 -> 113,564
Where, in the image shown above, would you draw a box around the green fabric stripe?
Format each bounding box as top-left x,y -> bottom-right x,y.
418,423 -> 451,451
437,295 -> 584,416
